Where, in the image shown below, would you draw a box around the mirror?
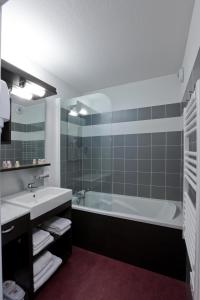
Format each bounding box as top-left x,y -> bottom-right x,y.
0,98 -> 46,168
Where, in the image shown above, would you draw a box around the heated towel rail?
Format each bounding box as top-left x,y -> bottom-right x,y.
183,79 -> 200,300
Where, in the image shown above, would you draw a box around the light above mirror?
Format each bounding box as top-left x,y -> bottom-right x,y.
2,60 -> 57,101
11,82 -> 46,100
25,82 -> 46,97
11,86 -> 33,100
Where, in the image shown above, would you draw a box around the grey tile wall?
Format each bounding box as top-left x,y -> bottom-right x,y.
61,103 -> 181,126
0,140 -> 23,164
60,134 -> 82,191
22,140 -> 45,164
60,104 -> 183,201
79,131 -> 183,201
0,121 -> 45,166
0,140 -> 45,165
79,103 -> 181,126
11,122 -> 45,132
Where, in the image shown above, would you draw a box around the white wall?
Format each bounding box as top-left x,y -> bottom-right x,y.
180,0 -> 200,99
90,74 -> 181,112
45,99 -> 60,187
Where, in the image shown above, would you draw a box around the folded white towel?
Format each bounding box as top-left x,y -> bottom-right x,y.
33,251 -> 53,277
33,233 -> 52,251
44,224 -> 71,236
33,229 -> 50,247
33,235 -> 54,256
34,235 -> 53,251
34,255 -> 62,292
43,217 -> 71,231
34,259 -> 54,283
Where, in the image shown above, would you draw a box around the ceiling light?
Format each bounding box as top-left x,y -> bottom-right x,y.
11,86 -> 33,100
25,82 -> 46,97
79,108 -> 88,116
69,109 -> 78,117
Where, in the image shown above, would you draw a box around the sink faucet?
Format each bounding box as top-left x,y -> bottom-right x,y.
27,182 -> 38,193
27,174 -> 50,192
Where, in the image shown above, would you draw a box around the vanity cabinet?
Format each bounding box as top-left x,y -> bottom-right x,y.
2,214 -> 33,300
31,201 -> 72,264
2,200 -> 72,299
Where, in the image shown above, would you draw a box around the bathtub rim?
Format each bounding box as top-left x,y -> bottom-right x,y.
72,194 -> 183,230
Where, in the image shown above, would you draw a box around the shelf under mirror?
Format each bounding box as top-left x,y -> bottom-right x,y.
0,163 -> 50,172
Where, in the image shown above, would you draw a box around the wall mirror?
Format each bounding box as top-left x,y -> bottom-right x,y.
0,98 -> 46,168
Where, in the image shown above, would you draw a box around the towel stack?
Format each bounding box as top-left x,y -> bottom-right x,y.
33,229 -> 54,256
33,251 -> 62,292
42,217 -> 71,236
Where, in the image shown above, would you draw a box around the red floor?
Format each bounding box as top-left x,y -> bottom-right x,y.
35,247 -> 191,300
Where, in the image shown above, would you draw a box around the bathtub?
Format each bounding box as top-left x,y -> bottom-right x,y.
72,191 -> 186,280
72,191 -> 182,229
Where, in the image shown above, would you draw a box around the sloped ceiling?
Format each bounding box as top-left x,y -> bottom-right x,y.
2,0 -> 194,92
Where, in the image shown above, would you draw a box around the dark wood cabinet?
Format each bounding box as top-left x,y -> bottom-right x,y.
31,201 -> 72,266
2,200 -> 72,299
2,214 -> 33,300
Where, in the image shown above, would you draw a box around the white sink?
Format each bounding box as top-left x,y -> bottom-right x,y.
3,187 -> 72,220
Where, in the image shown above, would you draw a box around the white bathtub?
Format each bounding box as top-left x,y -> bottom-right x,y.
72,191 -> 183,229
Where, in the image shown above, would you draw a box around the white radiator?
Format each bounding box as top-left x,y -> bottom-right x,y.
183,79 -> 200,300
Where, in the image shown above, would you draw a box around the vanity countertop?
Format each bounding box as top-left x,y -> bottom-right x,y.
1,202 -> 30,225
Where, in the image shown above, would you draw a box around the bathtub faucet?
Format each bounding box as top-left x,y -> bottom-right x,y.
75,188 -> 91,202
76,190 -> 86,200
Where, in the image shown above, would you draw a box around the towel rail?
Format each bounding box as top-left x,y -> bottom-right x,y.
186,101 -> 196,119
185,109 -> 197,126
185,162 -> 197,175
184,197 -> 196,266
185,174 -> 197,192
183,80 -> 200,300
185,91 -> 196,113
185,119 -> 197,132
185,156 -> 197,168
185,151 -> 197,158
185,118 -> 197,132
185,126 -> 197,137
185,168 -> 197,184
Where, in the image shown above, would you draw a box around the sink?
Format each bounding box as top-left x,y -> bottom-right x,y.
3,187 -> 72,220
